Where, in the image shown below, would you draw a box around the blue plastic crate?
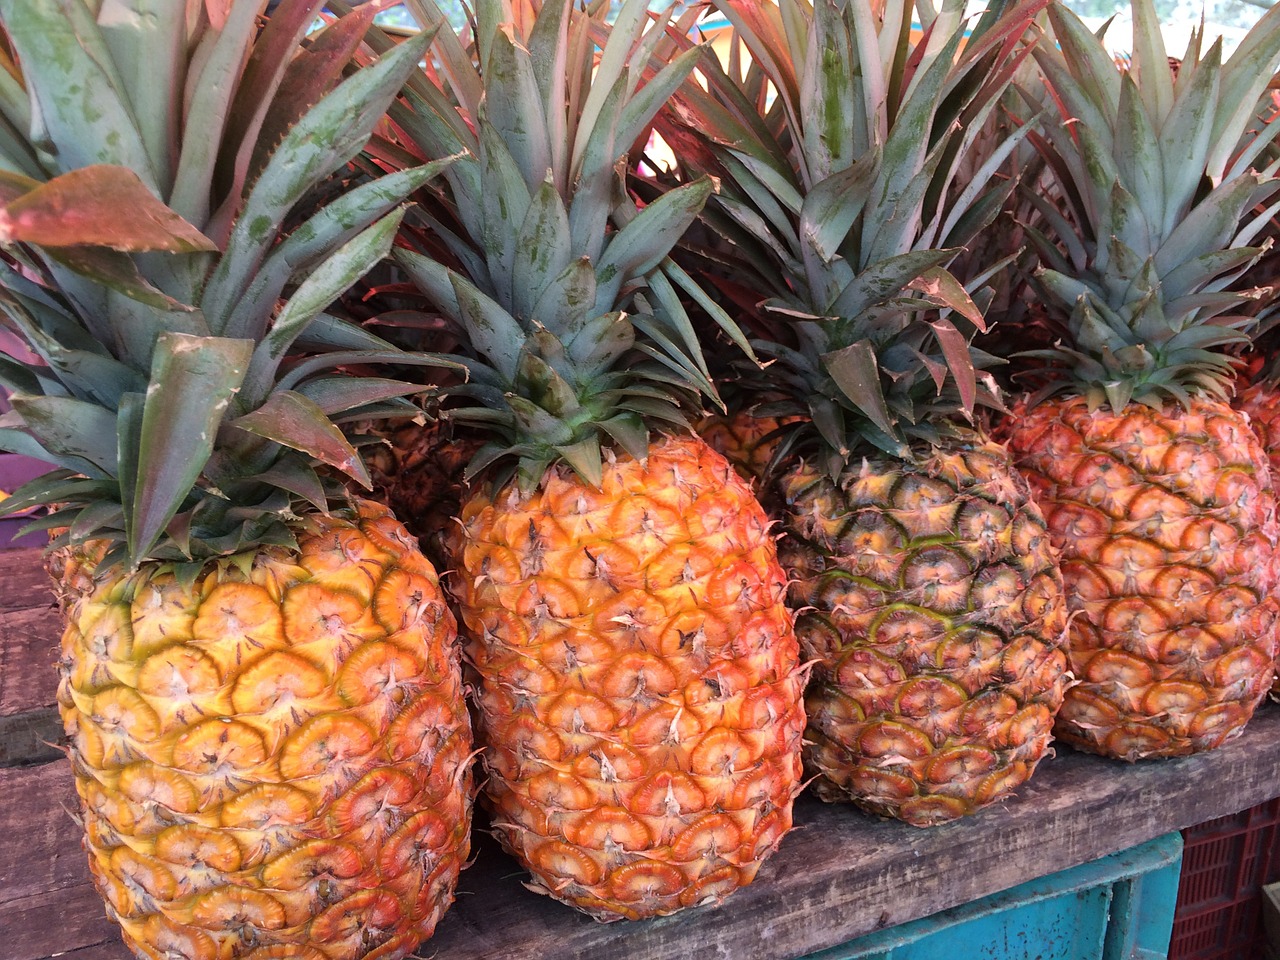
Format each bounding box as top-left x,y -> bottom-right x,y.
804,832 -> 1184,960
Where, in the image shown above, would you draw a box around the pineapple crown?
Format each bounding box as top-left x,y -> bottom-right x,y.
661,0 -> 1046,476
362,0 -> 750,492
1017,0 -> 1280,413
0,0 -> 460,572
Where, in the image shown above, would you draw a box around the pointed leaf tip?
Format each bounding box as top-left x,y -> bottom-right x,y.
0,167 -> 216,252
907,267 -> 987,332
230,390 -> 373,490
822,341 -> 895,437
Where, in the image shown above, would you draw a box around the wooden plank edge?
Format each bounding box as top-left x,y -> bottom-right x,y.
421,703 -> 1280,960
32,943 -> 125,960
7,707 -> 1279,960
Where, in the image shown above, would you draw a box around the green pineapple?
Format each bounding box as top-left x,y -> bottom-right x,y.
658,0 -> 1071,826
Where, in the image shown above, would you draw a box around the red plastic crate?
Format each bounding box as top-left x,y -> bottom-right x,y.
1169,797 -> 1280,960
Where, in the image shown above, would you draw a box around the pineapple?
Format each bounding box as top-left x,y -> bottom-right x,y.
0,3 -> 473,958
1002,0 -> 1280,760
366,411 -> 485,570
1236,371 -> 1280,698
61,503 -> 472,960
340,274 -> 484,569
377,0 -> 806,920
697,403 -> 804,484
659,0 -> 1070,826
1233,216 -> 1280,703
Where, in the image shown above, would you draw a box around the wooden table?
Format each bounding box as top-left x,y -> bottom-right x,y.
3,545 -> 1279,960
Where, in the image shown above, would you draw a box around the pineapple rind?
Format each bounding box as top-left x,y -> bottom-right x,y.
378,0 -> 806,919
365,417 -> 484,571
1007,397 -> 1280,760
666,0 -> 1071,825
778,441 -> 1070,826
698,409 -> 806,485
59,501 -> 474,960
1236,380 -> 1280,698
452,435 -> 804,920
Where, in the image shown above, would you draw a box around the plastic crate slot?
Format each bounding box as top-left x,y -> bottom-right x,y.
1169,797 -> 1280,960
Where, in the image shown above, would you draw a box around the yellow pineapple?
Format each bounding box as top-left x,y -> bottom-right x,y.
60,503 -> 471,960
659,0 -> 1069,826
0,3 -> 473,957
1002,0 -> 1280,759
383,0 -> 805,919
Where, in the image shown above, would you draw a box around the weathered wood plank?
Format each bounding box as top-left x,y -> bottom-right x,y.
6,895 -> 120,960
9,706 -> 1280,960
0,550 -> 64,767
422,704 -> 1280,959
0,547 -> 52,612
0,763 -> 119,960
0,606 -> 62,718
0,764 -> 92,900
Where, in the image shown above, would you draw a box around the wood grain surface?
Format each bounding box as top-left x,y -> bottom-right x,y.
3,546 -> 1277,960
0,548 -> 62,767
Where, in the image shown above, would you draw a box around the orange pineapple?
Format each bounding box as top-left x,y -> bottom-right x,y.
1009,398 -> 1278,756
452,435 -> 801,918
381,0 -> 804,920
1002,0 -> 1280,758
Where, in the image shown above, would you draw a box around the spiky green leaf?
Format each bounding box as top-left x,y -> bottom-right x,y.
294,377 -> 427,417
0,0 -> 156,185
513,179 -> 574,322
822,340 -> 894,435
593,178 -> 712,315
241,210 -> 405,408
8,394 -> 117,474
203,32 -> 431,337
130,334 -> 253,564
451,270 -> 526,383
